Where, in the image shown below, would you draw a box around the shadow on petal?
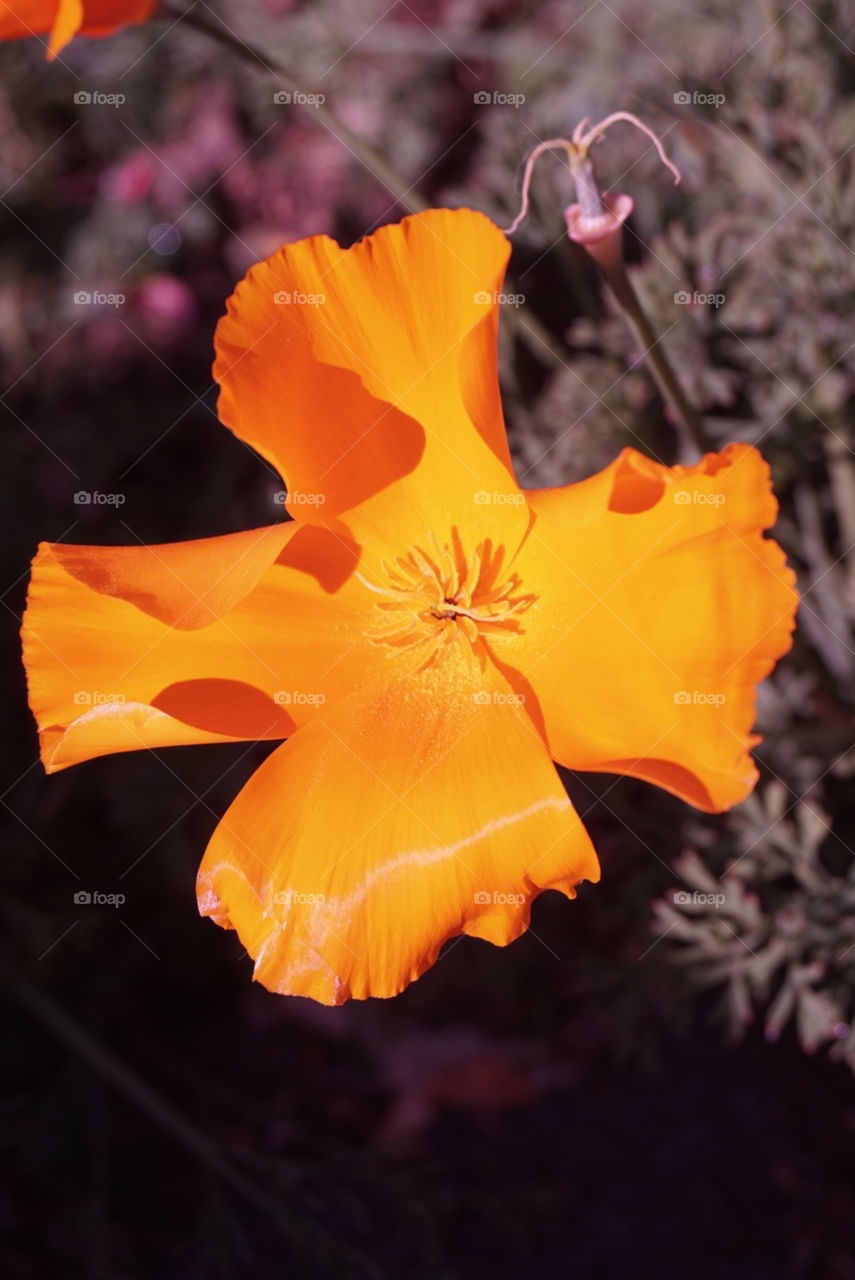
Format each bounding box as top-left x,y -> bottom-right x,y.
607,451 -> 667,514
152,679 -> 296,738
276,523 -> 362,594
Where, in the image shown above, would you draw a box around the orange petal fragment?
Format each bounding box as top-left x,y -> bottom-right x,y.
47,0 -> 82,56
48,523 -> 296,630
0,0 -> 155,55
214,209 -> 524,550
22,523 -> 376,771
197,651 -> 600,1004
0,0 -> 58,40
503,443 -> 797,812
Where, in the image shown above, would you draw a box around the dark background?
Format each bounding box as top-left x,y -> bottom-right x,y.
2,1 -> 855,1276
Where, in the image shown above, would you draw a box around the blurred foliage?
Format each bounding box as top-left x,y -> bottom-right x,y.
655,785 -> 855,1069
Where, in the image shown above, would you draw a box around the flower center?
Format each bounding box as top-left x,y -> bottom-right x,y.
359,530 -> 533,671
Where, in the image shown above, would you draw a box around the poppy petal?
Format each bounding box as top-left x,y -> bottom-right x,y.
213,209 -> 524,549
23,523 -> 376,771
43,523 -> 300,630
0,0 -> 59,41
502,443 -> 797,812
197,652 -> 600,1004
0,0 -> 154,54
47,0 -> 81,56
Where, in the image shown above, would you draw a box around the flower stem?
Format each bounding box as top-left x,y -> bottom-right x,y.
163,4 -> 573,374
165,3 -> 429,214
0,953 -> 378,1270
600,259 -> 710,455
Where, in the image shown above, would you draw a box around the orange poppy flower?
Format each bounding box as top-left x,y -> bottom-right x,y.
22,209 -> 798,1004
0,0 -> 155,59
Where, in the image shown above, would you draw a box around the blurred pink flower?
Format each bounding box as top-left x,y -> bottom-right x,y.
103,151 -> 156,204
135,274 -> 197,346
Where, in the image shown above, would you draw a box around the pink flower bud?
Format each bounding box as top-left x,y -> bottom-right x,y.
564,191 -> 634,272
506,111 -> 681,277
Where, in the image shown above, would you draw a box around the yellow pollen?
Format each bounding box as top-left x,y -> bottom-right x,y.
358,530 -> 533,671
